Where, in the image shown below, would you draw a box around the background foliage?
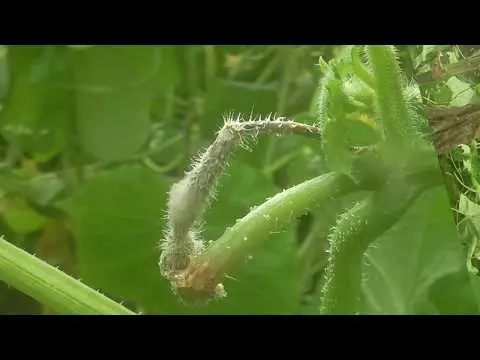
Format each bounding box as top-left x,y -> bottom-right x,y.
1,45 -> 480,314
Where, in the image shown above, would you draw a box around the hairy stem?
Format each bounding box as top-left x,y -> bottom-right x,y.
351,46 -> 375,90
320,168 -> 443,314
168,172 -> 359,305
159,114 -> 322,279
367,45 -> 422,158
0,236 -> 135,315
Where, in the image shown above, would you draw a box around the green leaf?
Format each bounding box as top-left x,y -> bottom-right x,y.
0,46 -> 8,101
263,112 -> 325,186
153,46 -> 179,91
293,112 -> 317,125
427,271 -> 480,314
73,46 -> 158,161
342,76 -> 375,111
66,161 -> 302,314
201,79 -> 277,145
27,174 -> 65,207
320,77 -> 375,169
327,78 -> 356,120
413,45 -> 450,71
344,112 -> 381,147
322,118 -> 354,177
469,274 -> 480,309
65,165 -> 183,312
427,83 -> 453,105
447,76 -> 474,107
361,187 -> 465,314
1,198 -> 47,235
281,144 -> 326,188
331,45 -> 354,78
0,46 -> 72,157
455,194 -> 480,310
458,193 -> 480,229
200,79 -> 279,170
67,46 -> 95,51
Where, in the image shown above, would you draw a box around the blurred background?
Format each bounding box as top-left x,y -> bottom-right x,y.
1,45 -> 479,314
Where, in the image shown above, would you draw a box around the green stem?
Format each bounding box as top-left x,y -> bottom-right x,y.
320,168 -> 443,314
368,45 -> 419,157
351,46 -> 375,89
207,172 -> 355,275
0,236 -> 135,315
171,172 -> 359,304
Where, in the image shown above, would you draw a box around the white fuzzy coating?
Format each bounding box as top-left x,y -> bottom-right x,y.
159,229 -> 205,278
159,113 -> 322,279
166,113 -> 321,238
167,120 -> 240,239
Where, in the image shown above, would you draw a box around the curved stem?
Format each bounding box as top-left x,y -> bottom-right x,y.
169,172 -> 360,305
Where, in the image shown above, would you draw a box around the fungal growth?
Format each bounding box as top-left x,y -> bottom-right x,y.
158,113 -> 322,304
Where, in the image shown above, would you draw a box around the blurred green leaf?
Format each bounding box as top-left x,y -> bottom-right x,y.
427,271 -> 480,314
3,44 -> 480,315
361,187 -> 465,314
469,274 -> 480,308
0,46 -> 8,101
344,113 -> 381,147
293,112 -> 317,125
73,46 -> 158,161
455,194 -> 480,310
427,83 -> 453,105
201,79 -> 278,169
459,194 -> 480,228
68,46 -> 95,50
65,165 -> 188,313
0,46 -> 72,158
1,198 -> 47,235
66,161 -> 302,314
322,119 -> 354,177
27,174 -> 65,207
201,79 -> 277,132
412,45 -> 450,71
154,46 -> 179,91
280,146 -> 325,188
447,76 -> 474,107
